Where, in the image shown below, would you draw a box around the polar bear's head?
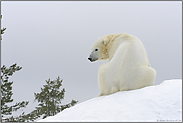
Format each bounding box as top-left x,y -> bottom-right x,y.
88,37 -> 109,62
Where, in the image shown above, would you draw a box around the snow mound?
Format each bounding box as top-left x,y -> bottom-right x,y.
38,79 -> 182,122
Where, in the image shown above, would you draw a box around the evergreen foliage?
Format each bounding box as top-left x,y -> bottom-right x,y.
13,77 -> 78,122
1,27 -> 6,35
1,64 -> 29,122
1,15 -> 6,40
31,77 -> 78,120
1,18 -> 29,121
1,66 -> 78,122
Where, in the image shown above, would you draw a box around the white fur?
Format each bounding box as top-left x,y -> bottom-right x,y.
89,33 -> 156,96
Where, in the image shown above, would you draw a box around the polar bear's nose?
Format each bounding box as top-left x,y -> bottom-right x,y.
88,58 -> 92,61
88,57 -> 98,62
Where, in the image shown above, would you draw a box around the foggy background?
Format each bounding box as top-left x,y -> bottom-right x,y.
1,1 -> 182,116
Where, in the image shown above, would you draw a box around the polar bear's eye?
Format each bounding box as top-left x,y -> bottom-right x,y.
95,49 -> 98,51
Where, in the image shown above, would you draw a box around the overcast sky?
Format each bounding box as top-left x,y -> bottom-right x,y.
1,1 -> 182,117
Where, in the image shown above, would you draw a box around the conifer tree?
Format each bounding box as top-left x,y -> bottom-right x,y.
1,64 -> 29,122
1,16 -> 29,122
32,76 -> 78,119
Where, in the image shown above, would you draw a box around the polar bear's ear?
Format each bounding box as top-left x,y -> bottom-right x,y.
102,39 -> 107,45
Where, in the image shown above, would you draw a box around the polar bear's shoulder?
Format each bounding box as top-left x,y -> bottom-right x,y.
106,33 -> 137,42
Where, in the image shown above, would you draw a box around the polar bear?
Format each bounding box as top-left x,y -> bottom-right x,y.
88,33 -> 156,96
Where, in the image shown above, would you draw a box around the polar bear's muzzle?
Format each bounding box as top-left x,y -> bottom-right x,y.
88,51 -> 98,62
88,49 -> 99,62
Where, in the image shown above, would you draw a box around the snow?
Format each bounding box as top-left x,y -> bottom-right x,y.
37,79 -> 182,122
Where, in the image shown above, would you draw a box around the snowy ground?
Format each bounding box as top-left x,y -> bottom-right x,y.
38,79 -> 182,122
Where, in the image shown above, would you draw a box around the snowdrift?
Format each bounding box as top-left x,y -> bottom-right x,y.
38,79 -> 182,122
